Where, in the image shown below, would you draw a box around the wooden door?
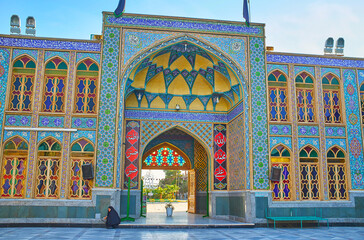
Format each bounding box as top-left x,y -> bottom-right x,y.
188,169 -> 196,213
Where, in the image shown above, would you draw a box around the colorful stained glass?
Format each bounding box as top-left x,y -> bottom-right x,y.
270,145 -> 291,201
327,147 -> 347,200
268,71 -> 288,122
296,72 -> 315,122
322,74 -> 342,123
35,138 -> 61,199
9,56 -> 36,111
1,137 -> 28,198
74,59 -> 99,114
144,147 -> 186,167
69,139 -> 94,199
299,146 -> 320,200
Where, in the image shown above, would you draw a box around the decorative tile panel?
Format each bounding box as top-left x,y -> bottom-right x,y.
326,138 -> 347,151
105,14 -> 264,37
4,115 -> 31,127
71,117 -> 97,129
228,114 -> 245,190
325,126 -> 346,137
297,125 -> 319,136
96,27 -> 120,187
267,64 -> 288,75
358,70 -> 364,86
124,120 -> 140,189
0,48 -> 10,143
0,36 -> 101,52
60,132 -> 70,198
76,52 -> 101,64
37,131 -> 63,143
12,49 -> 38,60
44,51 -> 70,63
321,67 -> 341,78
294,66 -> 315,77
195,141 -> 207,191
71,131 -> 96,144
3,130 -> 30,142
269,125 -> 291,135
298,137 -> 320,150
343,69 -> 364,189
213,124 -> 227,190
250,37 -> 269,190
270,137 -> 292,150
38,116 -> 65,128
267,53 -> 364,68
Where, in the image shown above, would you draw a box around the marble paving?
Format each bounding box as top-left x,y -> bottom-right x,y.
0,226 -> 363,240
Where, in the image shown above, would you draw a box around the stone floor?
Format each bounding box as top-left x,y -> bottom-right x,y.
0,227 -> 363,239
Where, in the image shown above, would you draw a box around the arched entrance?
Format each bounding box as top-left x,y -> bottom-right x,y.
141,128 -> 208,215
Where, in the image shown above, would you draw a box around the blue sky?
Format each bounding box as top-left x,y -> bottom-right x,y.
0,0 -> 363,57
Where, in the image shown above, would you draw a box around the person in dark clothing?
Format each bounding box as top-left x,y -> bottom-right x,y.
103,206 -> 120,228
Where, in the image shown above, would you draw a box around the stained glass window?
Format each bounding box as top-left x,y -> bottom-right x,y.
360,84 -> 364,124
69,139 -> 94,199
74,59 -> 99,114
322,74 -> 342,123
299,146 -> 320,200
144,147 -> 186,168
42,58 -> 67,113
268,70 -> 288,122
296,72 -> 315,122
270,145 -> 291,201
35,138 -> 61,199
327,147 -> 347,200
9,56 -> 36,111
0,137 -> 28,198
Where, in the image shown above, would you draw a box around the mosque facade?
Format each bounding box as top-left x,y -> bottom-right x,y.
0,12 -> 363,224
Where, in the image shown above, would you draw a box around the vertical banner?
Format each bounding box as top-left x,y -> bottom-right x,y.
124,120 -> 140,189
214,124 -> 227,190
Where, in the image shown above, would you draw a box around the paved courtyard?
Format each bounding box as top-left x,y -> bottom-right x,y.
0,227 -> 363,240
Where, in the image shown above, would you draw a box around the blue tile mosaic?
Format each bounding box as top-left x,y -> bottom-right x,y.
321,67 -> 340,78
37,131 -> 63,143
71,131 -> 96,144
325,126 -> 346,137
267,64 -> 288,75
227,101 -> 244,122
358,69 -> 364,86
105,14 -> 264,36
0,48 -> 10,143
326,138 -> 347,151
0,36 -> 101,51
298,137 -> 320,150
12,49 -> 38,61
76,52 -> 101,64
269,124 -> 291,135
44,51 -> 70,63
270,137 -> 292,150
38,116 -> 65,128
71,117 -> 97,129
294,65 -> 315,77
3,130 -> 30,143
297,125 -> 319,136
267,53 -> 364,68
4,115 -> 31,127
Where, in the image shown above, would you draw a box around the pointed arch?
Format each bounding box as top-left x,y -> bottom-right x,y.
35,137 -> 62,199
322,73 -> 342,123
326,145 -> 348,200
142,142 -> 191,170
0,136 -> 29,198
268,70 -> 289,122
296,71 -> 316,123
299,144 -> 320,200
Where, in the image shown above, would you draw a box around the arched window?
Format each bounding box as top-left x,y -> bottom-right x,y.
327,146 -> 347,200
74,59 -> 99,114
296,72 -> 315,122
9,56 -> 36,111
299,146 -> 320,200
42,57 -> 67,113
268,70 -> 289,122
360,84 -> 364,124
69,139 -> 95,199
35,138 -> 62,199
270,145 -> 291,201
0,137 -> 28,198
322,74 -> 342,123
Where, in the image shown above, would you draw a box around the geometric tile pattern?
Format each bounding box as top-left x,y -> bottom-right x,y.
12,48 -> 38,60
267,64 -> 288,75
71,117 -> 97,129
37,131 -> 64,143
294,65 -> 315,77
325,126 -> 346,137
44,51 -> 70,63
96,27 -> 121,187
0,48 -> 10,143
3,130 -> 30,142
38,116 -> 65,128
269,124 -> 292,135
343,69 -> 364,189
194,140 -> 207,191
321,67 -> 340,78
326,138 -> 347,151
297,125 -> 319,136
270,137 -> 292,150
70,130 -> 96,144
4,115 -> 32,127
76,52 -> 101,64
106,14 -> 264,37
298,137 -> 320,150
228,113 -> 245,190
358,70 -> 364,86
250,37 -> 269,190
